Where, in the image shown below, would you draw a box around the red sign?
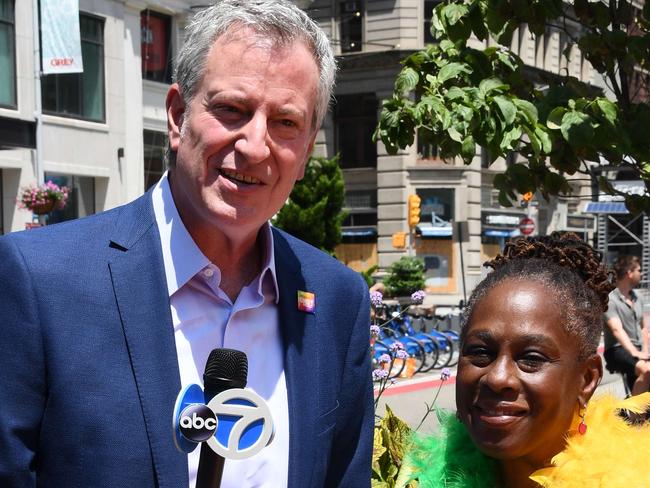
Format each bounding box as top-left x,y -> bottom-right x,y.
519,217 -> 535,235
141,14 -> 168,73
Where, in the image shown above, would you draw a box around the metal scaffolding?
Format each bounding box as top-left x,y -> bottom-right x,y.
588,201 -> 649,288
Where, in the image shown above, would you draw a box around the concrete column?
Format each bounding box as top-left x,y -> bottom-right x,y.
122,2 -> 146,202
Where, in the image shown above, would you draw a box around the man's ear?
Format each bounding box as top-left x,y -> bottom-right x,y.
578,354 -> 603,406
166,83 -> 185,152
296,131 -> 318,181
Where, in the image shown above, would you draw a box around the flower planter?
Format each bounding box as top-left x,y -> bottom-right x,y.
31,200 -> 56,215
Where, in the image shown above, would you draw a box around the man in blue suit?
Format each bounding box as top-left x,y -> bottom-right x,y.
0,1 -> 373,486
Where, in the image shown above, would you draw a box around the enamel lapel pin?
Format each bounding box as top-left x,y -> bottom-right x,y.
297,290 -> 316,314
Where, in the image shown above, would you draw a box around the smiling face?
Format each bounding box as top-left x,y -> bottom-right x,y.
456,278 -> 600,468
166,28 -> 319,244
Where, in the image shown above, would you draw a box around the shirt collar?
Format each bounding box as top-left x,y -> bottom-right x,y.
614,286 -> 637,303
152,172 -> 279,302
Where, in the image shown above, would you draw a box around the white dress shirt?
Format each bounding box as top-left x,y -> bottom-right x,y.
152,173 -> 289,488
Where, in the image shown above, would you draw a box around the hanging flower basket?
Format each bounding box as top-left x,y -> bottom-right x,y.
18,181 -> 69,215
31,200 -> 57,215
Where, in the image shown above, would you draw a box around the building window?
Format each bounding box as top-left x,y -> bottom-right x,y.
0,0 -> 16,107
141,10 -> 172,83
340,0 -> 362,53
343,189 -> 377,227
42,14 -> 105,122
44,173 -> 95,224
334,93 -> 377,169
424,1 -> 441,44
144,129 -> 166,190
416,188 -> 454,224
417,127 -> 441,160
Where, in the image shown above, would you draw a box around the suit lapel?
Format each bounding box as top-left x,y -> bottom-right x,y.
274,230 -> 323,487
108,194 -> 187,487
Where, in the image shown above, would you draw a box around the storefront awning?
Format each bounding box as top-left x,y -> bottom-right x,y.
416,223 -> 453,238
341,227 -> 377,238
483,229 -> 518,238
584,202 -> 629,214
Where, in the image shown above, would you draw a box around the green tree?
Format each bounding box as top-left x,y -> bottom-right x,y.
273,154 -> 347,253
375,0 -> 650,214
383,257 -> 426,297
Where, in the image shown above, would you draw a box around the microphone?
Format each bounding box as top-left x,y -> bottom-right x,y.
196,348 -> 248,488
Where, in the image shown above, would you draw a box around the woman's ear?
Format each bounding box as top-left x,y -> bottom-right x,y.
578,354 -> 603,406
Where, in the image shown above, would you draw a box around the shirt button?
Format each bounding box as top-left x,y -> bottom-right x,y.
203,268 -> 214,278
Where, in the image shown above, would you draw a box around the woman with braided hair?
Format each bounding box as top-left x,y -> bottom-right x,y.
400,232 -> 650,488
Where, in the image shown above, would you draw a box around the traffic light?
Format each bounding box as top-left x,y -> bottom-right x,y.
407,194 -> 421,228
520,191 -> 534,208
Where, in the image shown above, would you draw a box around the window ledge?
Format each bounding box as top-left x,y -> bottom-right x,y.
42,114 -> 109,133
143,79 -> 171,92
0,107 -> 24,119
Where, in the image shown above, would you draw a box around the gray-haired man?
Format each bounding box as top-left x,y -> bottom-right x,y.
0,1 -> 373,486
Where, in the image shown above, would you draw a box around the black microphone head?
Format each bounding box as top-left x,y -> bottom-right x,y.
203,348 -> 248,398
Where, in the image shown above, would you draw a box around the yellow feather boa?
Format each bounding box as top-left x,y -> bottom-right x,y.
530,392 -> 650,487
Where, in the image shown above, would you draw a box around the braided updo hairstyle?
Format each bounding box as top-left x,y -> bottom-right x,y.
461,232 -> 614,360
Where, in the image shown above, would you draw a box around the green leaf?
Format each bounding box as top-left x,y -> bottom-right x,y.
437,62 -> 472,84
508,163 -> 535,193
461,135 -> 476,162
523,126 -> 541,155
493,172 -> 508,190
395,67 -> 420,93
380,109 -> 401,128
500,126 -> 522,151
561,110 -> 595,146
496,49 -> 520,72
498,189 -> 514,207
439,39 -> 456,53
535,126 -> 552,154
446,87 -> 467,101
595,98 -> 618,125
479,77 -> 508,97
448,125 -> 464,142
546,107 -> 567,130
513,99 -> 538,125
544,171 -> 569,195
443,3 -> 469,26
493,95 -> 517,125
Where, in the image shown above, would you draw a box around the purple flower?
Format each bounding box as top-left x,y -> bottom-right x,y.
440,367 -> 451,381
396,349 -> 408,360
390,378 -> 397,385
378,353 -> 391,364
372,368 -> 389,381
389,342 -> 404,352
370,291 -> 383,308
370,325 -> 380,339
411,290 -> 426,305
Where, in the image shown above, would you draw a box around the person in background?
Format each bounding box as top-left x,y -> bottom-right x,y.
0,1 -> 373,486
603,255 -> 650,396
401,233 -> 650,488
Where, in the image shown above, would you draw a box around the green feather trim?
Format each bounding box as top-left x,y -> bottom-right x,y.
405,410 -> 497,488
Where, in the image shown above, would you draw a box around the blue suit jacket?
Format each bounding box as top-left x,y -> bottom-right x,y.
0,192 -> 373,487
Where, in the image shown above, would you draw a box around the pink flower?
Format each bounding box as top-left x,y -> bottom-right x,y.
17,181 -> 70,213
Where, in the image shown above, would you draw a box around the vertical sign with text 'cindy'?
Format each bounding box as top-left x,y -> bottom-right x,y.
40,0 -> 83,74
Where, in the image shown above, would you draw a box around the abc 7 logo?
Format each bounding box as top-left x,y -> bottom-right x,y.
179,389 -> 273,459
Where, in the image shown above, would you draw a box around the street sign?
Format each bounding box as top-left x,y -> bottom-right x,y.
519,217 -> 535,235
